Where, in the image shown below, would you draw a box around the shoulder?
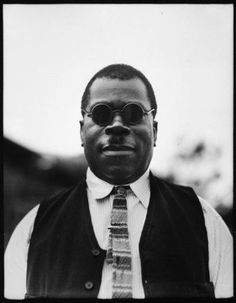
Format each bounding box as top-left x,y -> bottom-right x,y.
150,172 -> 198,199
38,178 -> 86,211
149,172 -> 206,228
32,179 -> 87,231
5,204 -> 40,265
40,185 -> 77,205
198,196 -> 223,220
10,204 -> 40,245
198,196 -> 232,245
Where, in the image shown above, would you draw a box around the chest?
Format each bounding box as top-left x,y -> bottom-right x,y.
26,178 -> 212,297
88,191 -> 147,250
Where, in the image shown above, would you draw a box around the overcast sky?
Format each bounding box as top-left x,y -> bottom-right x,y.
3,4 -> 233,174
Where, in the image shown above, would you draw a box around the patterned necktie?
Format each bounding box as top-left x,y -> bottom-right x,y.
106,186 -> 133,298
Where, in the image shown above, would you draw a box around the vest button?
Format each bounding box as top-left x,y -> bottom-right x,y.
92,249 -> 100,256
85,281 -> 94,290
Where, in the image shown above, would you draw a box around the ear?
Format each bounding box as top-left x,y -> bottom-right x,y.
79,120 -> 84,146
153,121 -> 158,146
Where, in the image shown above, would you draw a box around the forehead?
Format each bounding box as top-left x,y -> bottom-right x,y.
88,77 -> 150,108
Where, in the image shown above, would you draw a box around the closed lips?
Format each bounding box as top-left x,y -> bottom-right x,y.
102,145 -> 135,151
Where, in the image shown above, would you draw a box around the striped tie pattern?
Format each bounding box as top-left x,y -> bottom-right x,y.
106,186 -> 133,298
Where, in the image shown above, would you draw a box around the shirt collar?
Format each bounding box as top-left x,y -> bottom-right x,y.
86,168 -> 150,209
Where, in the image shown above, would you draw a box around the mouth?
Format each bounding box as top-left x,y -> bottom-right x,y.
102,145 -> 135,156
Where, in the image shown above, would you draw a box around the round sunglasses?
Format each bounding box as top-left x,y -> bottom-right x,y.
82,103 -> 155,126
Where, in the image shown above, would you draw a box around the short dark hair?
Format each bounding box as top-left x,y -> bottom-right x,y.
81,64 -> 157,116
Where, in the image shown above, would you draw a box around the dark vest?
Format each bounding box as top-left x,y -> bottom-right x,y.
26,173 -> 214,298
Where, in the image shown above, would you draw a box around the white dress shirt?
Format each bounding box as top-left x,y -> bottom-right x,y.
4,168 -> 233,299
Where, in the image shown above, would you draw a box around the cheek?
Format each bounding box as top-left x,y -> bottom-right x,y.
82,123 -> 102,146
133,125 -> 154,149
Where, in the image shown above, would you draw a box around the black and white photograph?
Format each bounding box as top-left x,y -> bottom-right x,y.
3,3 -> 233,299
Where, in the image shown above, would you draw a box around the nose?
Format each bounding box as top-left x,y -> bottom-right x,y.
105,113 -> 130,136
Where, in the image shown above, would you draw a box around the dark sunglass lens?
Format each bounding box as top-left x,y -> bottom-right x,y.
123,104 -> 143,124
92,105 -> 111,126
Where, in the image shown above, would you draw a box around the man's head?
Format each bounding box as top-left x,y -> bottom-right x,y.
80,64 -> 158,185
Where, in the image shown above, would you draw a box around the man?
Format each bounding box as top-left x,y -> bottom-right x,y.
5,64 -> 233,299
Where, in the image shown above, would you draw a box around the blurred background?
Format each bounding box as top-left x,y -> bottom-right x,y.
3,4 -> 233,249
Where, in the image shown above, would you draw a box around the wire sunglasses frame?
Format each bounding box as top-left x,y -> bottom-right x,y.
82,102 -> 156,126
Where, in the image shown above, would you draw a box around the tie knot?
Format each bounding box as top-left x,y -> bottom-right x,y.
114,186 -> 129,196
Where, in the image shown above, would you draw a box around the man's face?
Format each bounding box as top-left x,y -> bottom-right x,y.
80,77 -> 157,185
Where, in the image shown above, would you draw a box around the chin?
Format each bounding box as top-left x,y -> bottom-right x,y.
103,168 -> 140,185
